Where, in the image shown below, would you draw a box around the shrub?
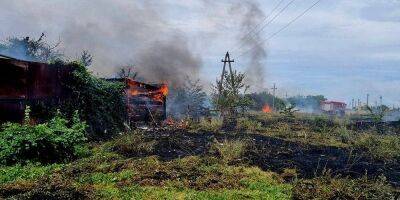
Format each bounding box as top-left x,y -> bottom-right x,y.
0,109 -> 87,165
60,61 -> 127,139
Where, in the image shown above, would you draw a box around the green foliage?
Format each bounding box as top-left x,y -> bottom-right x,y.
61,61 -> 127,139
0,109 -> 87,165
247,91 -> 286,111
212,70 -> 252,129
0,163 -> 62,184
354,134 -> 400,161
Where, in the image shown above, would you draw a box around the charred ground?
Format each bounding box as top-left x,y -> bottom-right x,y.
1,113 -> 399,199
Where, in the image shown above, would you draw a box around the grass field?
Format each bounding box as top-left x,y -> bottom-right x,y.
1,113 -> 399,199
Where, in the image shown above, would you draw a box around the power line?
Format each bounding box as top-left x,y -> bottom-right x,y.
233,0 -> 297,53
235,0 -> 286,48
237,0 -> 322,58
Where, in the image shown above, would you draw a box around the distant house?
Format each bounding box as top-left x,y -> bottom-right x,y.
321,101 -> 347,116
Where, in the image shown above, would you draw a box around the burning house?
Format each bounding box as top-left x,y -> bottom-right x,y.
0,54 -> 167,125
0,55 -> 72,123
107,78 -> 167,124
321,101 -> 347,116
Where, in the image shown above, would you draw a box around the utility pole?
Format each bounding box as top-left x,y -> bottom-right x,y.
219,52 -> 234,95
271,83 -> 277,111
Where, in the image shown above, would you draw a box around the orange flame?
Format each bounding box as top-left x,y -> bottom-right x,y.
262,104 -> 272,113
125,79 -> 168,102
159,84 -> 169,96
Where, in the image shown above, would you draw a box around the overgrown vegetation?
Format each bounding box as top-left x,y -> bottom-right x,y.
60,61 -> 127,139
0,107 -> 87,165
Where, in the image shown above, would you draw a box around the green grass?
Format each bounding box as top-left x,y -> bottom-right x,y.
0,163 -> 63,184
78,164 -> 292,200
1,114 -> 399,199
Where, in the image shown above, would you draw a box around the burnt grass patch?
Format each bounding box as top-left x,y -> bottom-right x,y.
134,128 -> 400,187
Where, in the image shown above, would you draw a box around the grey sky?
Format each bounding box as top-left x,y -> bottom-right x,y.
0,0 -> 399,106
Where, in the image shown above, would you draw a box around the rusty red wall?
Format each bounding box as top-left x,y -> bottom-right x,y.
0,58 -> 72,123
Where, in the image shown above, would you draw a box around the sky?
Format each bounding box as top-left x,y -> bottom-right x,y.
0,0 -> 399,107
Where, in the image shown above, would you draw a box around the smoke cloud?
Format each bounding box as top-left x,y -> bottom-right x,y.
232,0 -> 268,90
0,0 -> 268,89
0,0 -> 202,87
135,35 -> 202,88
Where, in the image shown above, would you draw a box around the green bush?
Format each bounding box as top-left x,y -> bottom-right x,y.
60,61 -> 127,139
0,109 -> 87,165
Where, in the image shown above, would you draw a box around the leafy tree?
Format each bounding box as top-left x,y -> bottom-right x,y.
0,33 -> 63,62
168,77 -> 207,120
212,70 -> 252,129
247,91 -> 286,111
